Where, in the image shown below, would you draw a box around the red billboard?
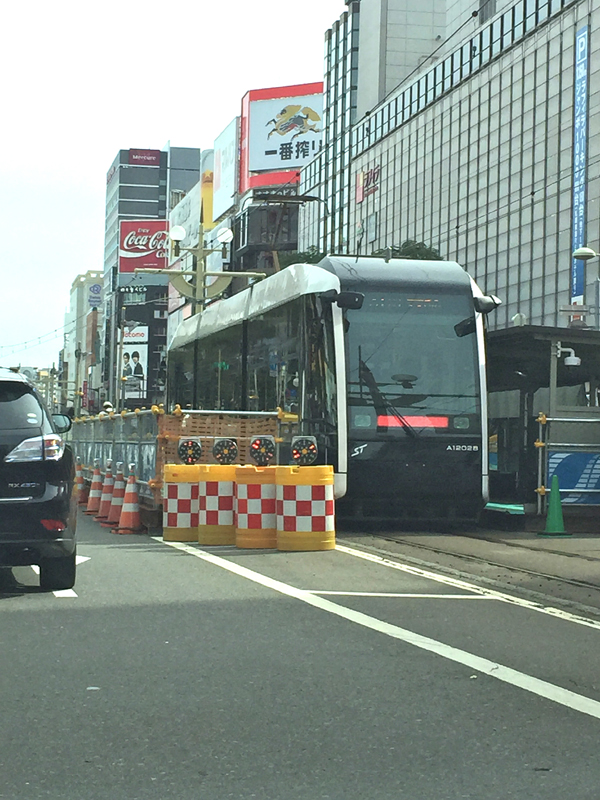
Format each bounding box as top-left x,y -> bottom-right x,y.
129,149 -> 161,166
119,220 -> 168,273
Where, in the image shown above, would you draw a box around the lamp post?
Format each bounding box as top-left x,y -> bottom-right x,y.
573,246 -> 599,329
73,344 -> 93,416
135,224 -> 266,315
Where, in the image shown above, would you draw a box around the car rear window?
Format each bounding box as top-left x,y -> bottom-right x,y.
0,383 -> 48,431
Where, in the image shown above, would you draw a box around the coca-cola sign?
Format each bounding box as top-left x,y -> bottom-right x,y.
119,220 -> 168,273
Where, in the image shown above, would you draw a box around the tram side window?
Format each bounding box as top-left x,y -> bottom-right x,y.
301,295 -> 337,436
246,302 -> 301,412
245,297 -> 337,426
167,343 -> 195,409
195,324 -> 244,410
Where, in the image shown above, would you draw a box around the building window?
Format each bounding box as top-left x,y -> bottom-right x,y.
480,0 -> 496,23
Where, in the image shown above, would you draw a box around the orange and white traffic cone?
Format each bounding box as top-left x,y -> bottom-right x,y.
113,463 -> 145,535
75,457 -> 88,506
85,459 -> 103,515
101,462 -> 125,528
94,460 -> 114,522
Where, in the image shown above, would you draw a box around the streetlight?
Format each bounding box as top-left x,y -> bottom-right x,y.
573,246 -> 600,329
135,224 -> 266,314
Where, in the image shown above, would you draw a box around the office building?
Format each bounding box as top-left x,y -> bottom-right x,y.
102,146 -> 200,405
300,0 -> 595,330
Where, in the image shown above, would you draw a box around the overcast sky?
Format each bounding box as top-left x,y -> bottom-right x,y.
0,0 -> 346,369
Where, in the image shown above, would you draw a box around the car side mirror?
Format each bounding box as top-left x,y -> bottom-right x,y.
52,413 -> 72,434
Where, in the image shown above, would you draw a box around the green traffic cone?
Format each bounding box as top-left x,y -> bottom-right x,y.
539,474 -> 571,537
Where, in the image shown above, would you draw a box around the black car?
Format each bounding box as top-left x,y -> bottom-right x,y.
0,368 -> 77,591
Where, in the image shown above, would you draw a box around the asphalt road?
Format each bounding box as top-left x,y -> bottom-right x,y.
1,512 -> 600,799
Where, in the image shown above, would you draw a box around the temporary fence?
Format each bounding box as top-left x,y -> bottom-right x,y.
67,406 -> 281,507
535,412 -> 600,513
69,407 -> 337,549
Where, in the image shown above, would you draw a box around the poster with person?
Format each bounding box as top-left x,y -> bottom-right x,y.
122,327 -> 148,400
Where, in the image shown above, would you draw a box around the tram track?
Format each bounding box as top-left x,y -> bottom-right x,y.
378,533 -> 600,592
339,530 -> 600,620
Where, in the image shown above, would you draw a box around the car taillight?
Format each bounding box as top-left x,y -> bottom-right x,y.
43,435 -> 66,461
40,519 -> 66,531
4,435 -> 65,462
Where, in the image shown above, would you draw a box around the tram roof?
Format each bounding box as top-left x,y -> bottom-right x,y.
169,263 -> 340,351
317,255 -> 472,290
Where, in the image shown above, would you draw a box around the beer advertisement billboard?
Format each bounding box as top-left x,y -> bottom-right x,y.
239,82 -> 323,194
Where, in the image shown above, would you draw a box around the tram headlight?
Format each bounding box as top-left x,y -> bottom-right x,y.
249,436 -> 276,466
178,437 -> 202,464
453,417 -> 470,429
213,438 -> 238,465
291,436 -> 318,466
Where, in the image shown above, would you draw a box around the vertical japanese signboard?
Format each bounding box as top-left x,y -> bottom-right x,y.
571,25 -> 589,306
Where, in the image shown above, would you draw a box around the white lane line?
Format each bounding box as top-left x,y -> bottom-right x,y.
336,543 -> 600,631
311,591 -> 498,598
153,537 -> 600,721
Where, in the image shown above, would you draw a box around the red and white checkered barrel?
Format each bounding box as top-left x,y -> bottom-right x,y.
275,466 -> 335,551
198,464 -> 236,545
235,466 -> 277,549
162,464 -> 200,542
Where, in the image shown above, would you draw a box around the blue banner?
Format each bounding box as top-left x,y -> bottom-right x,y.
571,25 -> 589,304
547,451 -> 600,505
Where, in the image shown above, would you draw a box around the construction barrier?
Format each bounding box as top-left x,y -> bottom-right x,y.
235,465 -> 277,549
94,460 -> 114,522
162,464 -> 200,542
275,465 -> 335,551
198,464 -> 236,545
113,464 -> 145,535
101,462 -> 125,528
85,459 -> 103,515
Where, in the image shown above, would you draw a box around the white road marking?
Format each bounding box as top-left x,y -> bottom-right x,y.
154,537 -> 600,721
76,555 -> 91,565
336,543 -> 600,631
311,591 -> 498,599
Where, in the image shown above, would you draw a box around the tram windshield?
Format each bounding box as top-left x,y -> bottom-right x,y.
346,290 -> 480,434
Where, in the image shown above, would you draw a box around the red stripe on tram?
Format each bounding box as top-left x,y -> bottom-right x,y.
377,415 -> 449,428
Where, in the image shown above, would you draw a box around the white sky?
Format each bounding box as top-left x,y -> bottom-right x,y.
0,0 -> 346,369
